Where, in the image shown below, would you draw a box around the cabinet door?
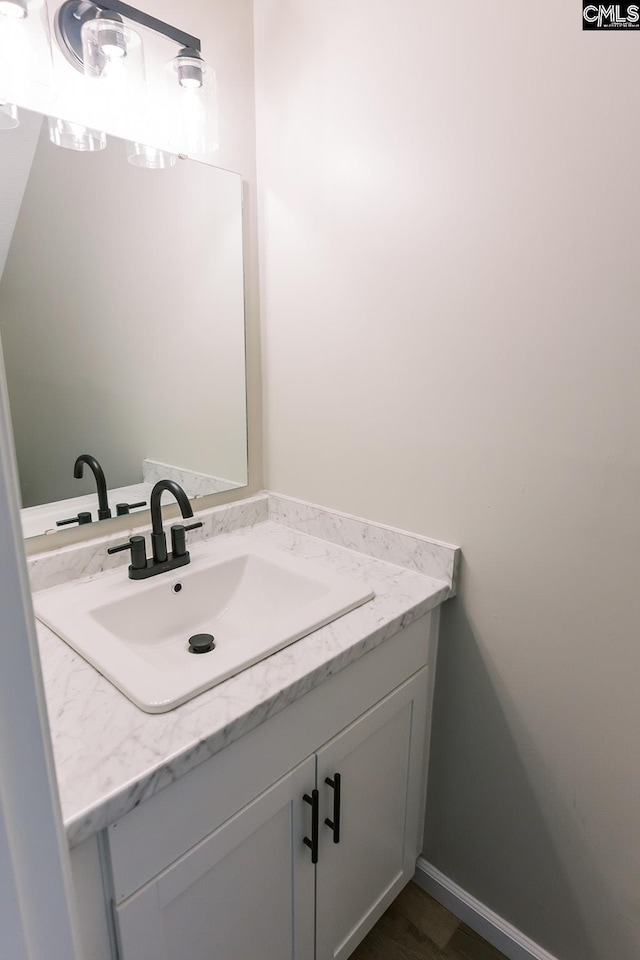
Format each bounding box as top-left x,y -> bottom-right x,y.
115,756 -> 316,960
315,669 -> 429,960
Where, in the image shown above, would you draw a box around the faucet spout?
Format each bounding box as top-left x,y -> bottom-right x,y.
149,479 -> 194,563
74,454 -> 111,520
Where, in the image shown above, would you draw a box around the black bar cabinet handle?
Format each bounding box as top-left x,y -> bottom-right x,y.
303,789 -> 319,864
324,773 -> 341,844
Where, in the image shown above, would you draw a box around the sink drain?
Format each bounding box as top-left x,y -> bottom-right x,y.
188,633 -> 216,655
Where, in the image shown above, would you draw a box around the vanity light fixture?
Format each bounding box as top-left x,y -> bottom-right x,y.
54,0 -> 200,77
54,1 -> 217,153
0,1 -> 217,155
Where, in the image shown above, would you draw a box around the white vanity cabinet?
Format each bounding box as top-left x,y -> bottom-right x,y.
72,612 -> 439,960
114,757 -> 316,960
314,672 -> 427,960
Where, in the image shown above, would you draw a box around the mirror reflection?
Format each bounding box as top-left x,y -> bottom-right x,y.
0,108 -> 248,540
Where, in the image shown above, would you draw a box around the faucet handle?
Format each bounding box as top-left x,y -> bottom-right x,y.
56,511 -> 93,527
107,535 -> 148,571
171,521 -> 203,559
115,501 -> 148,517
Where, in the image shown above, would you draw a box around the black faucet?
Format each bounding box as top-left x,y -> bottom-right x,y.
74,454 -> 111,520
107,479 -> 202,580
149,479 -> 194,563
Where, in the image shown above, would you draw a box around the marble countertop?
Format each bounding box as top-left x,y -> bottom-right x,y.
34,497 -> 457,847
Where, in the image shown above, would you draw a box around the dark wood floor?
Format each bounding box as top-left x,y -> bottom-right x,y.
350,882 -> 509,960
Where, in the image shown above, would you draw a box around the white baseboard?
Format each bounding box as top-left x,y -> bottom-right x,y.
413,858 -> 561,960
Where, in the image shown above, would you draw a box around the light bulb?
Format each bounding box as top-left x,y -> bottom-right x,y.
96,18 -> 126,60
81,13 -> 142,81
0,0 -> 28,19
172,48 -> 205,90
178,66 -> 202,90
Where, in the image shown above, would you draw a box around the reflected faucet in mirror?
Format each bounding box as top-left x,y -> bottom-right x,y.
55,453 -> 147,528
108,479 -> 203,580
74,454 -> 111,520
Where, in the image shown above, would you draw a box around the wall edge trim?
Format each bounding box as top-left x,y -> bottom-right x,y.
414,858 -> 562,960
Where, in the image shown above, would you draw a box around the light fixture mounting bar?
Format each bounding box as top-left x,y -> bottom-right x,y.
89,1 -> 201,53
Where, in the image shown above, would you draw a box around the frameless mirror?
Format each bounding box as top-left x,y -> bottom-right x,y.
0,108 -> 248,540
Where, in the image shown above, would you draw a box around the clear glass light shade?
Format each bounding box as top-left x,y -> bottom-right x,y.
0,99 -> 19,128
80,17 -> 146,141
0,0 -> 53,106
47,116 -> 106,151
126,141 -> 177,169
81,17 -> 140,79
175,54 -> 204,90
167,54 -> 218,156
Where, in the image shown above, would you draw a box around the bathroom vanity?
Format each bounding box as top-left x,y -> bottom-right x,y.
30,493 -> 458,960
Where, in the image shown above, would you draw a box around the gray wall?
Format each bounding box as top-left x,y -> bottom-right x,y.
254,2 -> 640,958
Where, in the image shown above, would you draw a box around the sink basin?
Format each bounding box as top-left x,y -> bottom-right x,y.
33,534 -> 374,713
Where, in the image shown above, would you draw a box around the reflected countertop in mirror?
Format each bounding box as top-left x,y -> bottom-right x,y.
0,108 -> 248,540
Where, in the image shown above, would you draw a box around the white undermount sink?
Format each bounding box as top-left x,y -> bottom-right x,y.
33,534 -> 374,713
